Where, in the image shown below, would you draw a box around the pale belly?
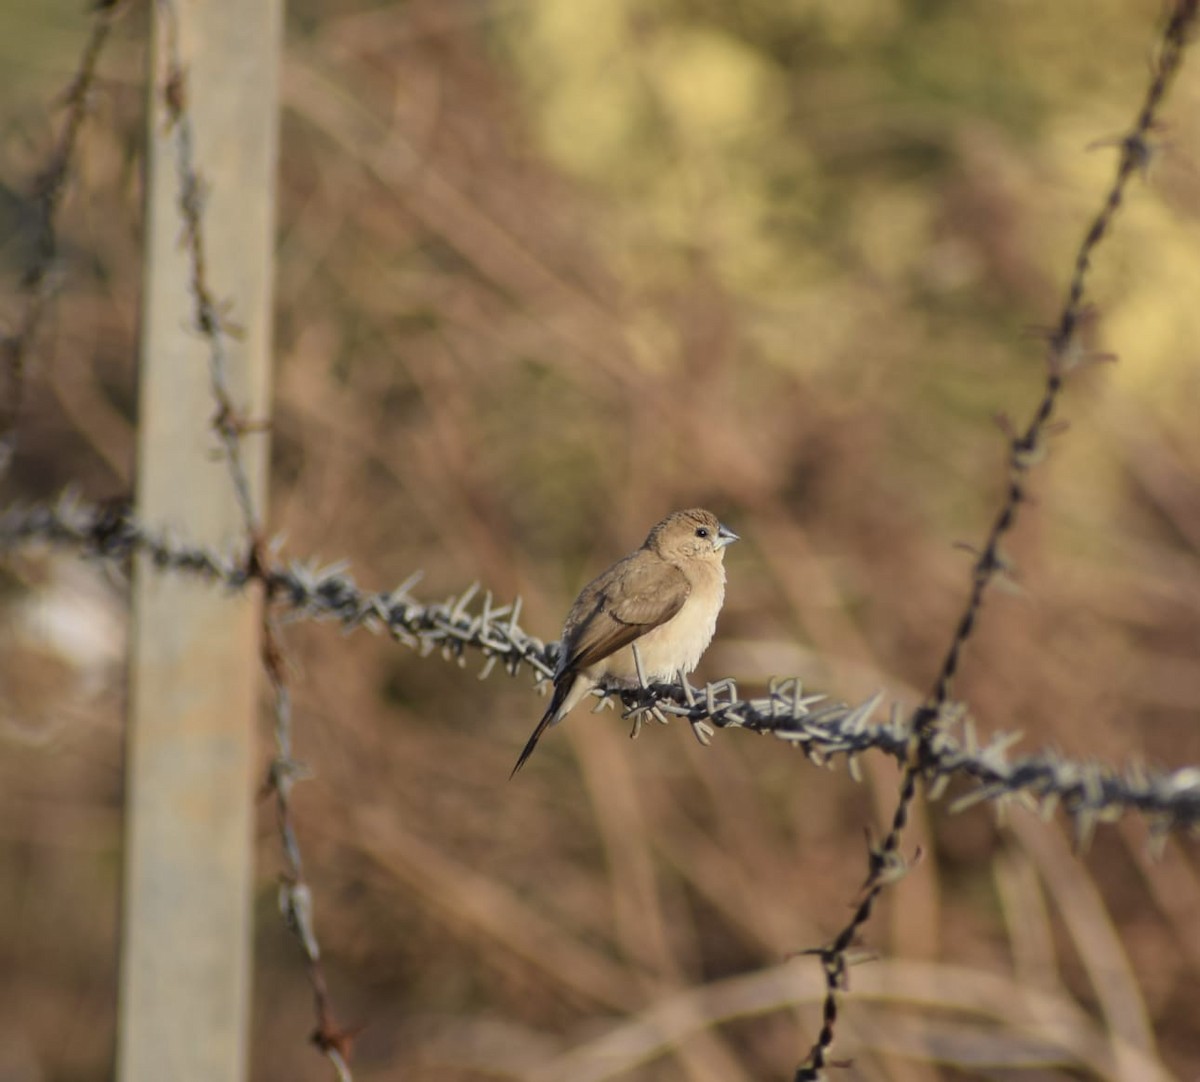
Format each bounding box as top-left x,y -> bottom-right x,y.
587,584 -> 723,686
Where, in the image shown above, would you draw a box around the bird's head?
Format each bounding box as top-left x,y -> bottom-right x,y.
647,508 -> 739,564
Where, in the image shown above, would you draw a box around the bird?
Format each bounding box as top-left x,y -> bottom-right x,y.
512,508 -> 738,775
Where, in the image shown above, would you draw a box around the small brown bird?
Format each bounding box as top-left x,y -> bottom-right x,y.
512,508 -> 738,775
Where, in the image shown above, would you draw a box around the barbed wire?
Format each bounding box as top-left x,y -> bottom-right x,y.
4,2 -> 1198,1079
4,491 -> 1199,844
0,0 -> 126,479
153,0 -> 352,1072
156,0 -> 264,534
792,1 -> 1200,1077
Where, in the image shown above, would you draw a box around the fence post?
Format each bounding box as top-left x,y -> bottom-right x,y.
116,1 -> 281,1079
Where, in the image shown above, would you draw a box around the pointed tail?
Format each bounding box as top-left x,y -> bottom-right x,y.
511,679 -> 572,778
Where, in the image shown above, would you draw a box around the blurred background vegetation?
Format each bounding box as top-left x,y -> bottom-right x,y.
3,0 -> 1200,1078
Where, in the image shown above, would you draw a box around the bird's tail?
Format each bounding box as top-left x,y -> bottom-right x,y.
510,679 -> 572,778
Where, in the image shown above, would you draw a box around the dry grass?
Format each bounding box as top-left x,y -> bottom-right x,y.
3,0 -> 1200,1079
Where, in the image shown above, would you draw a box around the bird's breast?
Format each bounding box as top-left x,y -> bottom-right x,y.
593,565 -> 725,684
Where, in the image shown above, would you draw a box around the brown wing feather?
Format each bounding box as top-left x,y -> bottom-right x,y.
560,554 -> 691,675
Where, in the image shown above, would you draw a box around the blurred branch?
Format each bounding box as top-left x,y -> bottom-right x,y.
794,2 -> 1200,1078
0,0 -> 126,477
4,492 -> 1199,843
526,958 -> 1174,1082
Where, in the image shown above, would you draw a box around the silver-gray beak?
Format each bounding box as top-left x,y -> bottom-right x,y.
714,523 -> 739,549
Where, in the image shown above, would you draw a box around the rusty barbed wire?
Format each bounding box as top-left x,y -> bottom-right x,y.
5,492 -> 1200,845
155,0 -> 263,532
0,0 -> 126,479
153,0 -> 352,1071
793,2 -> 1200,1078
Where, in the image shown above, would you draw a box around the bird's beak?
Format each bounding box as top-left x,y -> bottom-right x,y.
714,523 -> 739,549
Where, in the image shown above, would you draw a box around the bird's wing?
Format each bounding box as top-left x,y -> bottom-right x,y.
560,554 -> 691,674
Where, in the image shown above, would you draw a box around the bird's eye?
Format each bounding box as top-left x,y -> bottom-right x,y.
695,527 -> 709,538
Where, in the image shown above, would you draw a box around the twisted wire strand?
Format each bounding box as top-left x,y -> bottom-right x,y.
153,0 -> 351,1068
794,2 -> 1200,1075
